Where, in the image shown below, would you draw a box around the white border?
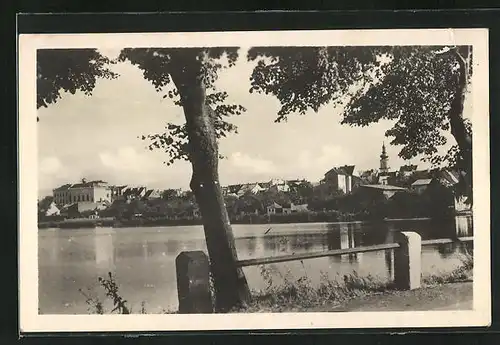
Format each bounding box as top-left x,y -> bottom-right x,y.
19,29 -> 491,332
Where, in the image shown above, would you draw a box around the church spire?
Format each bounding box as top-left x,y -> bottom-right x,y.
380,142 -> 389,173
380,142 -> 388,159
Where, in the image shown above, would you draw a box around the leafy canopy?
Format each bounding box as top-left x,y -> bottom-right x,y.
248,45 -> 472,168
37,49 -> 118,109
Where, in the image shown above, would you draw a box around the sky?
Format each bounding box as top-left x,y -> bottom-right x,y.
37,48 -> 469,198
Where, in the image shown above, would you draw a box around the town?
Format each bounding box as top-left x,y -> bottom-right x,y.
38,143 -> 471,228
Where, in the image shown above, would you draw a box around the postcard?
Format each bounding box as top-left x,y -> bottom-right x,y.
19,28 -> 490,332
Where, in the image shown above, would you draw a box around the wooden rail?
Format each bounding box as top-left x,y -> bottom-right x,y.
421,236 -> 473,246
236,243 -> 400,267
236,236 -> 473,268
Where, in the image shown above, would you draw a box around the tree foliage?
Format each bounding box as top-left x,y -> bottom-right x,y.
118,48 -> 246,164
248,46 -> 471,162
247,46 -> 383,121
37,49 -> 118,109
248,45 -> 473,201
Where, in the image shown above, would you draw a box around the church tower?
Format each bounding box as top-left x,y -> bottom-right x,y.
380,142 -> 389,174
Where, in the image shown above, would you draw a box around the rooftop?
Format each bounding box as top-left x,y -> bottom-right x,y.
326,165 -> 356,176
360,184 -> 407,191
411,179 -> 433,186
54,180 -> 109,190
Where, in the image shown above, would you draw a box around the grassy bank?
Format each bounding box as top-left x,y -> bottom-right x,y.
235,251 -> 473,313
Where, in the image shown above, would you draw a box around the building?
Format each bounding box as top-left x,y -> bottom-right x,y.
237,183 -> 266,197
223,184 -> 243,196
399,164 -> 418,177
110,185 -> 128,201
377,171 -> 398,186
360,169 -> 378,184
38,197 -> 60,217
144,189 -> 162,200
428,169 -> 471,213
44,202 -> 61,216
323,165 -> 356,194
53,179 -> 112,206
269,178 -> 290,192
411,178 -> 433,194
123,186 -> 147,200
59,201 -> 108,219
379,142 -> 390,174
266,202 -> 283,215
290,203 -> 309,212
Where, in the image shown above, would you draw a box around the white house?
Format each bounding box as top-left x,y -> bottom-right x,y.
237,183 -> 266,197
269,178 -> 290,192
266,202 -> 283,215
44,201 -> 60,216
323,165 -> 356,194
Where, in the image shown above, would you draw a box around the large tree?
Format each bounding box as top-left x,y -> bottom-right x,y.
117,48 -> 251,312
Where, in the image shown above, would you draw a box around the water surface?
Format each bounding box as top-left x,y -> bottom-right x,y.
38,216 -> 473,314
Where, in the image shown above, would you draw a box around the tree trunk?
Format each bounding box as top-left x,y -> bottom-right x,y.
170,61 -> 251,312
448,48 -> 473,204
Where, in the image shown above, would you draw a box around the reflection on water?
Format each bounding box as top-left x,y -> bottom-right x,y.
38,216 -> 473,314
95,231 -> 115,269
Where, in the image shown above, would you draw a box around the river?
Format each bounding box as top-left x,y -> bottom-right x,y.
38,216 -> 473,314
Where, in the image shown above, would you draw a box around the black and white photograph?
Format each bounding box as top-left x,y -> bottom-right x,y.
19,29 -> 490,332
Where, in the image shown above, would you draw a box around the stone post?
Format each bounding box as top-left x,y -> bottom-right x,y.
176,251 -> 213,313
394,231 -> 422,290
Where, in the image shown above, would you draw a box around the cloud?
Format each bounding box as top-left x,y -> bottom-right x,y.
39,156 -> 63,175
229,152 -> 276,174
97,146 -> 192,189
99,146 -> 147,172
38,156 -> 72,196
293,145 -> 350,180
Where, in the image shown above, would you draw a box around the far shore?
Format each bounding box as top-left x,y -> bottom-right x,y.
37,213 -> 470,230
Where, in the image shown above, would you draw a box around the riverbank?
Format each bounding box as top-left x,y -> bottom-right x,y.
237,279 -> 473,313
38,213 -> 466,230
38,217 -> 115,229
318,282 -> 473,312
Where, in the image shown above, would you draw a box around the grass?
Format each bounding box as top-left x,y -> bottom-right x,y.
79,272 -> 179,314
80,249 -> 474,314
233,265 -> 392,313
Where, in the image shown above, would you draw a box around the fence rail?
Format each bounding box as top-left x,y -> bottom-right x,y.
236,236 -> 473,268
236,243 -> 401,267
421,236 -> 474,246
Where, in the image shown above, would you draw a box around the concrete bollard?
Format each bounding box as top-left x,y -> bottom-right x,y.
176,251 -> 213,313
394,231 -> 422,290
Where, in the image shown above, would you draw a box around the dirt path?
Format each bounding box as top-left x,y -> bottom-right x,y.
313,282 -> 473,312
